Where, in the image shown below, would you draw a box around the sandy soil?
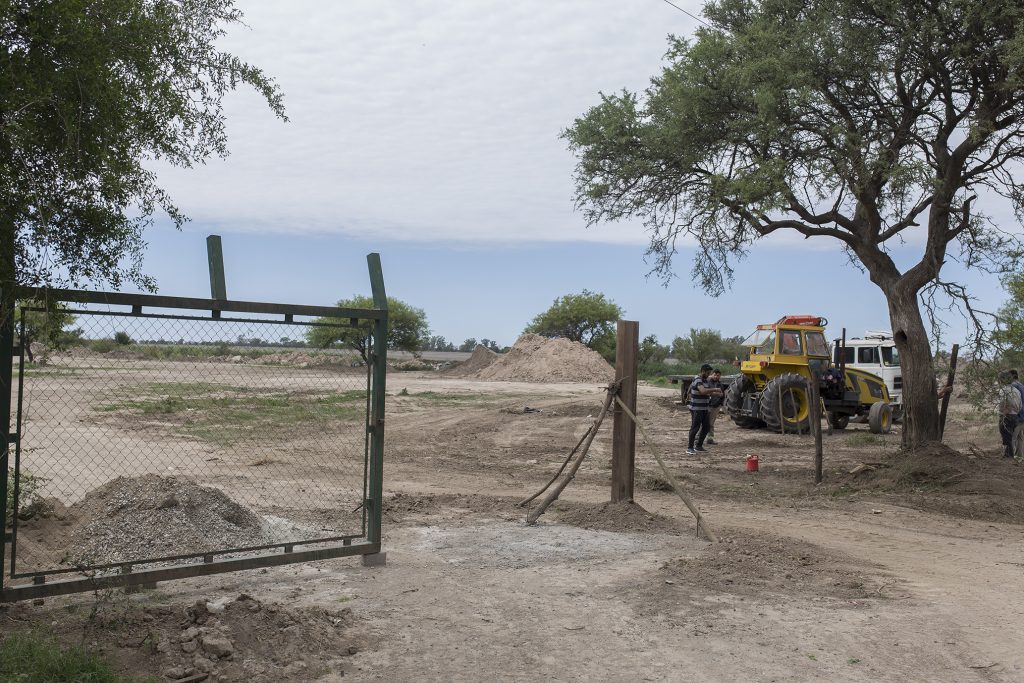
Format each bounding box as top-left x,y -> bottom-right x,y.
3,361 -> 1024,682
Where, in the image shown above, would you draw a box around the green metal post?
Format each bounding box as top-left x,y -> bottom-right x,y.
366,253 -> 387,545
0,262 -> 13,583
206,235 -> 227,301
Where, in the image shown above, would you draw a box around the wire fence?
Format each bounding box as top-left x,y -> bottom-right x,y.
8,306 -> 373,580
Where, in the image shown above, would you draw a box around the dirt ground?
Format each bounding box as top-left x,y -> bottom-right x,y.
4,361 -> 1024,682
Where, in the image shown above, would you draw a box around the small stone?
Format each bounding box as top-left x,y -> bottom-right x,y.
348,646 -> 359,655
180,627 -> 201,642
181,639 -> 198,654
193,655 -> 216,673
164,665 -> 187,679
201,633 -> 234,658
157,494 -> 179,509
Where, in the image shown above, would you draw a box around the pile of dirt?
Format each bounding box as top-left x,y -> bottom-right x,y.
62,475 -> 268,566
1,593 -> 362,682
467,333 -> 614,384
551,501 -> 689,534
649,529 -> 881,604
443,345 -> 499,377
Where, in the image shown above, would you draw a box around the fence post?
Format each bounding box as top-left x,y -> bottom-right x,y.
206,235 -> 227,301
611,320 -> 638,503
0,298 -> 10,582
366,253 -> 387,548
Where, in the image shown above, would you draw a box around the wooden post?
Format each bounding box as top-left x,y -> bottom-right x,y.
938,343 -> 960,440
611,320 -> 638,503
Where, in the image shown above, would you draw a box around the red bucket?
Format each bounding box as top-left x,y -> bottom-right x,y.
746,454 -> 759,472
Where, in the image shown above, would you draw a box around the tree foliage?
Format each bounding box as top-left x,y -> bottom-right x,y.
671,329 -> 743,365
308,296 -> 429,362
524,290 -> 623,354
15,299 -> 77,362
565,0 -> 1024,446
0,0 -> 286,289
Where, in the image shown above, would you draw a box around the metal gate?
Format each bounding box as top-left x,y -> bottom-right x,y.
1,256 -> 387,601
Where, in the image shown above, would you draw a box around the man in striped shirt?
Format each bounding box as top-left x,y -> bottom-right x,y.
687,364 -> 723,455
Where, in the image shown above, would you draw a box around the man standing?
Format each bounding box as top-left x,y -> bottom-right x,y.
997,371 -> 1022,459
1011,370 -> 1024,458
687,364 -> 723,455
705,368 -> 725,444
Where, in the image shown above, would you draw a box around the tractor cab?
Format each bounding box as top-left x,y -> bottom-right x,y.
740,316 -> 831,385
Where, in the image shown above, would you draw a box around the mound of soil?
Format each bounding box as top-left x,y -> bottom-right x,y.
468,334 -> 614,384
443,345 -> 499,377
1,593 -> 362,683
656,529 -> 881,602
551,501 -> 688,534
61,475 -> 268,566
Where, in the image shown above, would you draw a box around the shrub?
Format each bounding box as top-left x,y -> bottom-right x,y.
114,331 -> 132,345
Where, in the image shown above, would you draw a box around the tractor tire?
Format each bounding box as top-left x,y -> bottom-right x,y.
760,373 -> 812,433
868,401 -> 893,434
725,376 -> 766,429
829,412 -> 849,430
724,376 -> 752,416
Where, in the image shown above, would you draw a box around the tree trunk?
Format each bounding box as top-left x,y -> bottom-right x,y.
885,284 -> 939,449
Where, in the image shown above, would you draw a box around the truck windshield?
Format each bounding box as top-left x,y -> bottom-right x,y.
881,346 -> 900,366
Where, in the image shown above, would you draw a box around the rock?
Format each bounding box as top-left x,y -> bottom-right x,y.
157,494 -> 179,509
181,639 -> 198,653
206,596 -> 232,613
180,626 -> 201,642
201,633 -> 234,658
193,655 -> 217,673
164,665 -> 188,679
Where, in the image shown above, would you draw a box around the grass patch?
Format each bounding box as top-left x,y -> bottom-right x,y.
97,383 -> 366,446
845,432 -> 885,447
0,630 -> 147,682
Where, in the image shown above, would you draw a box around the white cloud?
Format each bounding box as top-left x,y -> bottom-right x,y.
152,0 -> 700,243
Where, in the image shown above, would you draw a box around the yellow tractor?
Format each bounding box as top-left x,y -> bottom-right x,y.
725,315 -> 893,434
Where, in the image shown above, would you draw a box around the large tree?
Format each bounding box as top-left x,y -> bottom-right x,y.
565,0 -> 1024,448
308,295 -> 429,363
0,0 -> 285,291
524,290 -> 623,358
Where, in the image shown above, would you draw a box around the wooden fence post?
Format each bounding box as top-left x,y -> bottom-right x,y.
611,320 -> 638,502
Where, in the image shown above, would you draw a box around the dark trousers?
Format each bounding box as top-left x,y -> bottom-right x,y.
1000,415 -> 1018,456
688,409 -> 710,449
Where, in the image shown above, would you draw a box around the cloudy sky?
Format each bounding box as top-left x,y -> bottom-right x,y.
139,0 -> 1009,349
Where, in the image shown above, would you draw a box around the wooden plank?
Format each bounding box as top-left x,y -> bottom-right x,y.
611,320 -> 639,503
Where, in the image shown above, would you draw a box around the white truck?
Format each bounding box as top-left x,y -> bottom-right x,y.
833,331 -> 903,417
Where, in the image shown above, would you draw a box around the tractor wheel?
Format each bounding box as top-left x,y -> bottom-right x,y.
829,412 -> 849,430
760,373 -> 812,433
725,376 -> 752,415
868,402 -> 893,434
725,376 -> 765,429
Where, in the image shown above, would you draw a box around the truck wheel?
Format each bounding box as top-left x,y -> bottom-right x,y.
829,412 -> 849,430
868,402 -> 893,434
760,373 -> 811,433
725,376 -> 752,416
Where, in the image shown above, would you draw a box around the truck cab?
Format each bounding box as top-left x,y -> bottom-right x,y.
833,331 -> 902,413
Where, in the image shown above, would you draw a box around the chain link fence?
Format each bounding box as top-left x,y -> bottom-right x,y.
3,292 -> 385,594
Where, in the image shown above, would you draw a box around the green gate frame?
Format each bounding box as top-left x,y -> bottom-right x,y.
0,253 -> 388,601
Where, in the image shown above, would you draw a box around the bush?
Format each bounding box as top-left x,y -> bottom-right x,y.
113,331 -> 132,345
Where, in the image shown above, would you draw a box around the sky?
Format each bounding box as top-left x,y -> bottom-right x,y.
131,0 -> 1015,349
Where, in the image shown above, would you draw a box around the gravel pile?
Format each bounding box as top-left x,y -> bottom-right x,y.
64,475 -> 268,566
